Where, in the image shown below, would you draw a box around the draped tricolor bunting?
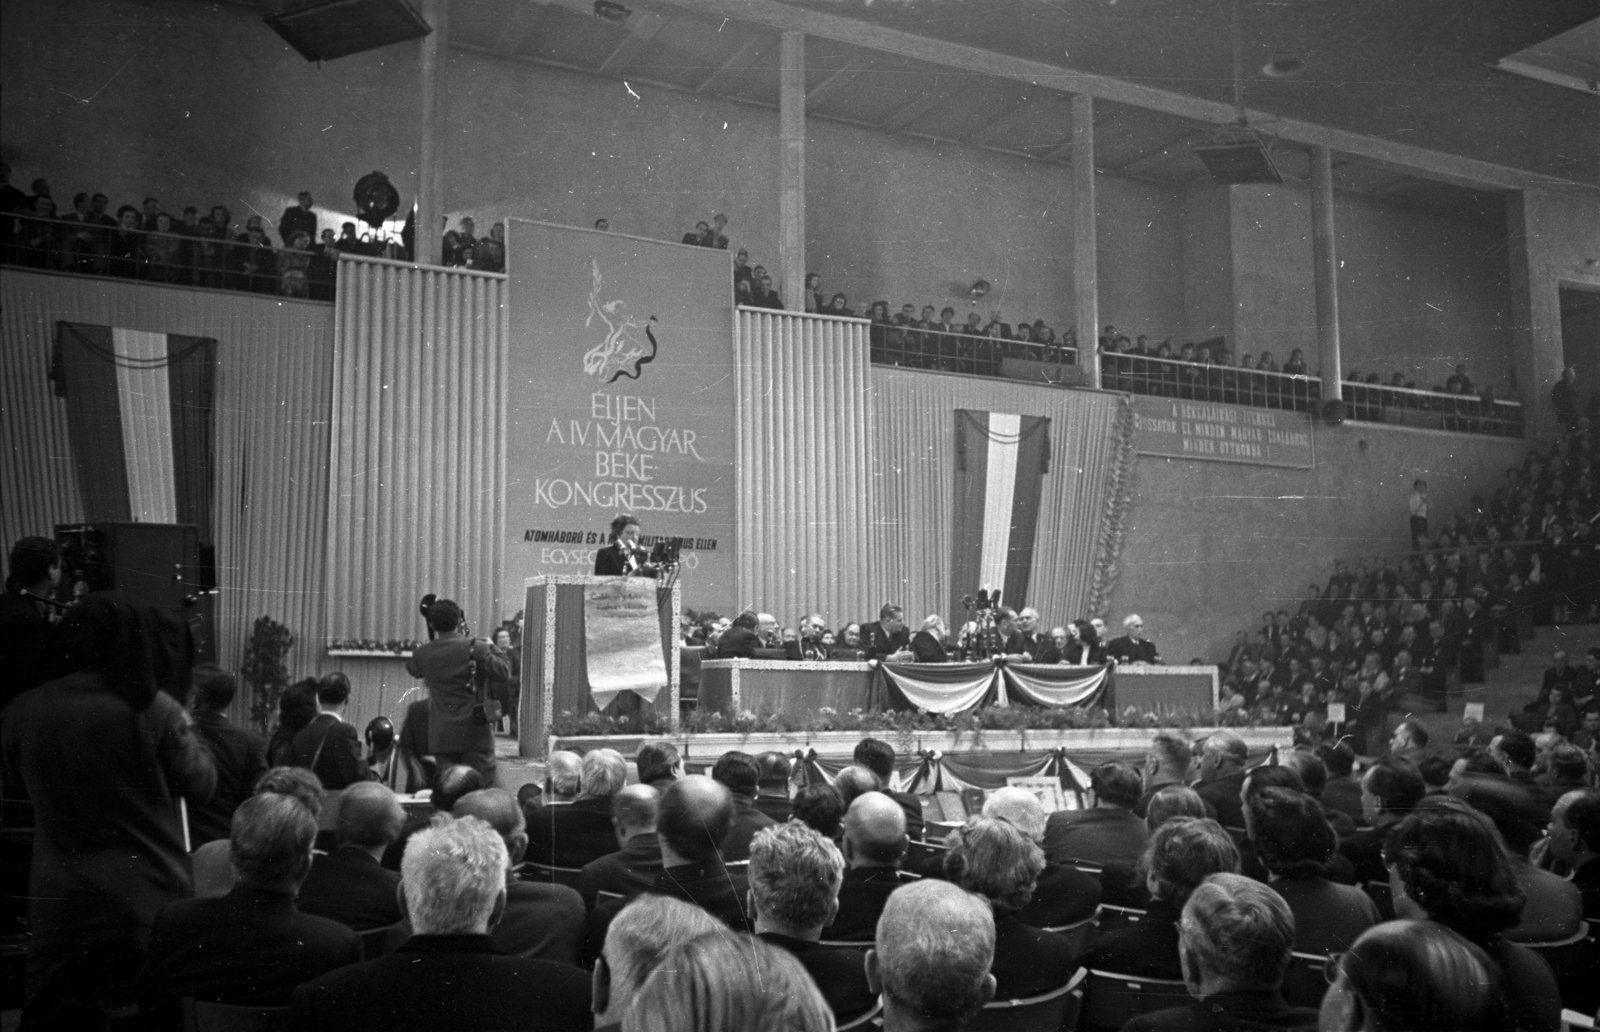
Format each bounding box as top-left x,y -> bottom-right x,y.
951,409 -> 1051,619
51,322 -> 218,542
878,660 -> 1109,716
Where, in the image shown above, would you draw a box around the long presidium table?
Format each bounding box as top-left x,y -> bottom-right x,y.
698,658 -> 1218,715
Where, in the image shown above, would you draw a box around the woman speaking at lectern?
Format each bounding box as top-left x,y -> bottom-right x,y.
594,513 -> 658,578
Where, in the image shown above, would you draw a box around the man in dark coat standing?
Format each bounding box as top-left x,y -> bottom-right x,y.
290,673 -> 374,790
1,593 -> 218,1027
404,599 -> 509,778
0,535 -> 61,708
186,663 -> 269,847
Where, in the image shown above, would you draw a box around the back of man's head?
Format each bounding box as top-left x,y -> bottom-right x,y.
581,748 -> 628,799
453,787 -> 527,865
433,764 -> 485,812
402,815 -> 508,936
834,765 -> 883,806
657,775 -> 733,863
982,786 -> 1047,843
597,896 -> 724,1026
732,610 -> 759,630
190,663 -> 237,711
336,781 -> 405,850
315,672 -> 351,708
1317,741 -> 1356,778
1494,730 -> 1535,772
636,740 -> 681,786
1180,873 -> 1295,993
711,750 -> 760,797
232,792 -> 317,890
1091,761 -> 1144,810
426,599 -> 462,634
844,792 -> 908,865
749,822 -> 845,935
547,750 -> 583,797
8,535 -> 59,586
1205,731 -> 1248,767
612,784 -> 659,839
1363,757 -> 1426,816
1279,750 -> 1328,796
873,881 -> 996,1022
254,765 -> 326,818
1149,732 -> 1193,776
854,737 -> 897,782
755,751 -> 791,789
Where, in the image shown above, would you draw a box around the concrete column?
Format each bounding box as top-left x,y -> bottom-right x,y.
1309,146 -> 1342,402
417,0 -> 450,265
1506,191 -> 1554,441
1072,94 -> 1100,384
778,31 -> 806,312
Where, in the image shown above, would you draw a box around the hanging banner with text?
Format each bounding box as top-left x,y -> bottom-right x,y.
583,578 -> 668,710
504,220 -> 735,615
1130,396 -> 1315,469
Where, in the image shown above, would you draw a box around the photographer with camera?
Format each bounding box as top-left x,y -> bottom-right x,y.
403,598 -> 509,779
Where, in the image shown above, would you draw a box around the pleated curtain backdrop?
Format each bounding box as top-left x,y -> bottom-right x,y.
733,308 -> 874,627
0,268 -> 335,676
326,256 -> 507,645
869,367 -> 1126,628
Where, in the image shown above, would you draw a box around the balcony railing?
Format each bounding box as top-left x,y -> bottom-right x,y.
1342,379 -> 1523,438
868,321 -> 1083,384
2,213 -> 339,301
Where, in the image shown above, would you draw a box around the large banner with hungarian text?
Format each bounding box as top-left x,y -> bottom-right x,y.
504,221 -> 735,614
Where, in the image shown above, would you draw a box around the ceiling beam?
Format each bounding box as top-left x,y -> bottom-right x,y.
695,34 -> 769,93
596,9 -> 668,74
966,99 -> 1038,147
804,64 -> 863,107
491,0 -> 549,56
644,0 -> 1590,193
881,81 -> 966,131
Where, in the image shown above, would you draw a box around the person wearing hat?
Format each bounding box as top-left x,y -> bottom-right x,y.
404,599 -> 508,778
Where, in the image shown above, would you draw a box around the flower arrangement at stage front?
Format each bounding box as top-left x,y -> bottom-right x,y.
327,638 -> 426,656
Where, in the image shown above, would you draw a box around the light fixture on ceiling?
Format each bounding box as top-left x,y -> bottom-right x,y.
1190,0 -> 1284,185
593,0 -> 631,22
968,279 -> 991,305
1261,52 -> 1305,78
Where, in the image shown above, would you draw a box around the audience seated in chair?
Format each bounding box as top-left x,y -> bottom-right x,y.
1080,817 -> 1241,981
297,781 -> 406,931
529,748 -> 630,868
1245,787 -> 1378,955
579,783 -> 665,910
1100,785 -> 1211,909
634,740 -> 682,791
624,929 -> 831,1031
382,762 -> 483,870
1045,760 -> 1149,867
1383,796 -> 1561,1032
753,751 -> 794,822
1319,919 -> 1509,1032
137,793 -> 362,1027
290,815 -> 593,1032
591,895 -> 723,1032
710,750 -> 776,861
1454,775 -> 1583,943
1121,873 -> 1318,1031
192,766 -> 324,900
834,764 -> 884,809
1548,788 -> 1600,922
749,821 -> 878,1025
945,816 -> 1079,1001
856,737 -> 925,840
983,786 -> 1101,930
1338,756 -> 1425,885
792,781 -> 847,843
1135,733 -> 1197,819
1193,732 -> 1250,830
866,879 -> 997,1032
822,790 -> 912,941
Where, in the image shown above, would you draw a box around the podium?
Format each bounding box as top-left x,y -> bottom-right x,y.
518,575 -> 681,758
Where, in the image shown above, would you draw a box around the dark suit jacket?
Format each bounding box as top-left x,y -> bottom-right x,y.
1020,861 -> 1102,929
754,793 -> 794,823
297,846 -> 403,930
1123,990 -> 1318,1032
1195,770 -> 1248,830
188,709 -> 269,846
138,885 -> 362,1024
1574,857 -> 1600,922
1079,898 -> 1183,980
1336,826 -> 1389,886
594,541 -> 655,577
403,636 -> 509,755
1107,635 -> 1161,664
528,795 -> 619,868
715,626 -> 762,659
785,638 -> 832,661
722,793 -> 777,861
582,858 -> 751,966
823,866 -> 910,941
578,833 -> 663,909
990,912 -> 1078,1000
0,587 -> 54,704
1319,776 -> 1365,827
1006,632 -> 1060,664
1268,876 -> 1379,955
860,620 -> 910,659
888,790 -> 925,841
758,932 -> 877,1022
386,879 -> 585,965
910,630 -> 949,662
1043,807 -> 1148,868
290,713 -> 372,790
290,933 -> 592,1032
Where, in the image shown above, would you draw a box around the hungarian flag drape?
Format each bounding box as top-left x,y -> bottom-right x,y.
951,409 -> 1051,619
51,322 -> 218,544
